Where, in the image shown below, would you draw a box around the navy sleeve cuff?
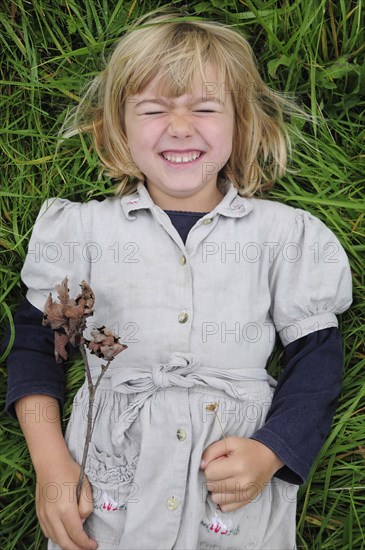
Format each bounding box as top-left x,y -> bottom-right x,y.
251,327 -> 343,484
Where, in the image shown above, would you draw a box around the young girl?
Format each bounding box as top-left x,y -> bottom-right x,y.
6,12 -> 352,550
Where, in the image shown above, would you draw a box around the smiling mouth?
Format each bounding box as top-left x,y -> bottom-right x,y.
160,151 -> 204,164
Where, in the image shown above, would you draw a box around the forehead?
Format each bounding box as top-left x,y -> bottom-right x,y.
128,63 -> 226,101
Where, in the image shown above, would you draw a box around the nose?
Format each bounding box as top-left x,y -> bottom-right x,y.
167,112 -> 194,138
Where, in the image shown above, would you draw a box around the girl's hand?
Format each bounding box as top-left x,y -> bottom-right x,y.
14,396 -> 97,549
200,436 -> 284,513
35,455 -> 98,550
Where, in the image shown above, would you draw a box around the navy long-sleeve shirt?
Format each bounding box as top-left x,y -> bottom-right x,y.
4,209 -> 344,485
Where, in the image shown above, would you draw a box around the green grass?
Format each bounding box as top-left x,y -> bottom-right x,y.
0,1 -> 364,548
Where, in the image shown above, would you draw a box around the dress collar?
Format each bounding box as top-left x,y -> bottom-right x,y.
120,179 -> 253,220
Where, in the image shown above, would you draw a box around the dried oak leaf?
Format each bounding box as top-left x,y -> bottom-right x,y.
84,326 -> 128,361
43,277 -> 95,362
54,332 -> 70,362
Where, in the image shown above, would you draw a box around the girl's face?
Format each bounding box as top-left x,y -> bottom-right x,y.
124,65 -> 235,211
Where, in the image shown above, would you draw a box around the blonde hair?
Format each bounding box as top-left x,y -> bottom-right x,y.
66,12 -> 303,197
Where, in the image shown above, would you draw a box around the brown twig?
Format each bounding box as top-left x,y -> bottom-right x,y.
76,345 -> 111,504
43,279 -> 127,505
206,402 -> 229,457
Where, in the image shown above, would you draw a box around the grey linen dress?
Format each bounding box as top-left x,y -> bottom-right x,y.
21,179 -> 352,549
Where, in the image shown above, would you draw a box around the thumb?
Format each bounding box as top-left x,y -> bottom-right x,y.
200,439 -> 229,470
78,476 -> 93,521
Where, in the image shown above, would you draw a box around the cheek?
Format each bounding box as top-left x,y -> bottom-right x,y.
206,118 -> 234,141
213,126 -> 233,158
129,148 -> 149,174
222,122 -> 234,157
126,129 -> 146,160
127,131 -> 158,172
131,123 -> 161,151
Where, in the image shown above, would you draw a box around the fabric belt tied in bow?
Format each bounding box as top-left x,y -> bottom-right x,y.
151,352 -> 200,389
93,351 -> 269,446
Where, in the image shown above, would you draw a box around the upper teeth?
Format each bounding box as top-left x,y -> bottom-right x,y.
162,152 -> 201,163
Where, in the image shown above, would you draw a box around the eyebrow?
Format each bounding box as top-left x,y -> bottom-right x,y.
134,99 -> 166,109
134,97 -> 224,109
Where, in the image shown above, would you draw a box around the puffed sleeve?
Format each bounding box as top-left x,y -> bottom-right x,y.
21,198 -> 91,310
269,209 -> 352,346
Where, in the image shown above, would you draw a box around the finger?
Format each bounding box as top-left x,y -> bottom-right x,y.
220,501 -> 247,513
205,446 -> 256,482
60,511 -> 98,550
211,492 -> 257,513
47,517 -> 88,550
206,477 -> 262,493
36,507 -> 50,539
38,520 -> 50,540
209,480 -> 263,503
79,500 -> 94,524
206,480 -> 238,493
204,456 -> 237,482
210,492 -> 239,506
216,489 -> 264,514
201,438 -> 231,469
79,479 -> 94,521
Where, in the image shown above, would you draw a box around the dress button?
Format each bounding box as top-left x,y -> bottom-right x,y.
177,428 -> 187,441
178,311 -> 189,323
166,496 -> 179,511
179,255 -> 187,265
202,217 -> 213,224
